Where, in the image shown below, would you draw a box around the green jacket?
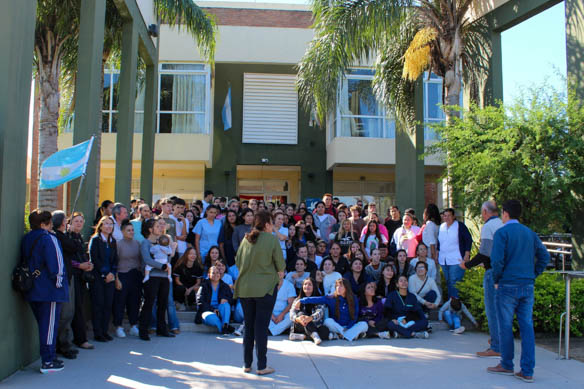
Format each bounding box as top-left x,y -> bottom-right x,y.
234,231 -> 285,299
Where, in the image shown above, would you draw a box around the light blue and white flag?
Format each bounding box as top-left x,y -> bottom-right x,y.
39,136 -> 94,189
222,85 -> 232,131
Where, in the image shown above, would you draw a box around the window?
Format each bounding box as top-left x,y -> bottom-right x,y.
423,72 -> 463,141
242,73 -> 298,144
158,63 -> 210,134
101,68 -> 145,133
102,69 -> 120,133
336,69 -> 395,139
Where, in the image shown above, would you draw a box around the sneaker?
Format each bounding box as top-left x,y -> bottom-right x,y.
176,303 -> 186,311
414,331 -> 429,339
476,348 -> 501,358
129,325 -> 139,337
358,331 -> 367,339
392,331 -> 400,339
234,324 -> 244,336
453,326 -> 465,335
289,333 -> 306,341
377,331 -> 390,339
115,327 -> 126,338
311,332 -> 322,345
487,364 -> 514,376
514,371 -> 534,383
256,366 -> 275,376
329,333 -> 339,340
40,360 -> 64,374
103,333 -> 113,341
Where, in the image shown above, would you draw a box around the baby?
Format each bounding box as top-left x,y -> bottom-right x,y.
144,234 -> 173,283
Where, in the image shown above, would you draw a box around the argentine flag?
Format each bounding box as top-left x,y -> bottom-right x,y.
39,137 -> 94,189
222,86 -> 232,131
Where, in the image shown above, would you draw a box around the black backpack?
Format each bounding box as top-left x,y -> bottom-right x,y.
12,235 -> 42,293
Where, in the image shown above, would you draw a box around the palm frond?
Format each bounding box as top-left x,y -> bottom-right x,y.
298,0 -> 411,123
374,14 -> 419,127
155,0 -> 216,63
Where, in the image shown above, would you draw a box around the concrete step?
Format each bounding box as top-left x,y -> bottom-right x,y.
175,319 -> 450,333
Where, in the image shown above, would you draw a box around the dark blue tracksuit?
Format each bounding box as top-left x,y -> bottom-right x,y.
22,229 -> 69,364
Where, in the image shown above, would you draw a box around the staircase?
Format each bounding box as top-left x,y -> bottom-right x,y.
175,310 -> 450,333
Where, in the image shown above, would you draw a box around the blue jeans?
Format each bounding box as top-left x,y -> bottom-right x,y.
202,302 -> 231,332
444,310 -> 461,329
483,269 -> 500,352
496,284 -> 535,376
441,264 -> 465,298
233,300 -> 244,323
151,284 -> 180,331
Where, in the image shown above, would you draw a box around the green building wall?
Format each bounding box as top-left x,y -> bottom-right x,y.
206,63 -> 332,200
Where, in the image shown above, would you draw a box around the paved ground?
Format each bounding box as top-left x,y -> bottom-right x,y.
3,331 -> 583,389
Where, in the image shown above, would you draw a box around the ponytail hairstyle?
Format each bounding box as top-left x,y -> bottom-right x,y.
333,278 -> 356,321
245,210 -> 273,244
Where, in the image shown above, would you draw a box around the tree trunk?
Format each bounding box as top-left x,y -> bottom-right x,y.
443,66 -> 462,208
37,58 -> 61,211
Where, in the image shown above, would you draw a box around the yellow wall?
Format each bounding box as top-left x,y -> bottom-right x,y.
58,133 -> 208,205
326,137 -> 397,169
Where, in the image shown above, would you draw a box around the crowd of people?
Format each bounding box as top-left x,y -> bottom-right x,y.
21,191 -> 550,383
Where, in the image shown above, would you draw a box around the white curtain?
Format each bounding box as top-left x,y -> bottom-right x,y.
171,67 -> 206,134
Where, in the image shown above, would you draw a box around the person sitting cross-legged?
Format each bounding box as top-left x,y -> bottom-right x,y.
195,266 -> 234,335
384,275 -> 429,339
289,277 -> 330,345
300,278 -> 368,341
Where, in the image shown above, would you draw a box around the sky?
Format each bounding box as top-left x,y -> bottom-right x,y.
501,1 -> 567,102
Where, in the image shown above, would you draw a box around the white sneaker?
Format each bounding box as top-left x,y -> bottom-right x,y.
234,324 -> 244,336
289,333 -> 306,341
453,326 -> 466,334
129,325 -> 139,337
328,333 -> 339,340
115,327 -> 126,338
414,331 -> 429,339
377,331 -> 390,339
311,332 -> 322,345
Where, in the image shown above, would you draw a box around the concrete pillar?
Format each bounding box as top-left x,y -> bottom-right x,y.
115,20 -> 139,206
71,0 -> 106,235
140,63 -> 158,205
0,0 -> 38,379
395,80 -> 425,216
566,0 -> 584,270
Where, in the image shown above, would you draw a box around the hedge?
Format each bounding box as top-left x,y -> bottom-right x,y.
456,268 -> 584,336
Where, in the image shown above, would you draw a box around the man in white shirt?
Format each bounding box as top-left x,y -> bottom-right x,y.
201,190 -> 214,213
110,203 -> 128,242
437,208 -> 472,299
169,198 -> 188,256
273,212 -> 288,260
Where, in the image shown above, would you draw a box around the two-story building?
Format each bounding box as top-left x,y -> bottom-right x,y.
59,1 -> 447,214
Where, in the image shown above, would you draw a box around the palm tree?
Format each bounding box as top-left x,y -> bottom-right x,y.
35,0 -> 216,210
297,0 -> 489,206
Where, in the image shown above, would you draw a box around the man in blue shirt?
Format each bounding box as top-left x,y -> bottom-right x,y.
487,200 -> 549,383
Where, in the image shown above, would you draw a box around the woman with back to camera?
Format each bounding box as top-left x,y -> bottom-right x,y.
234,211 -> 285,376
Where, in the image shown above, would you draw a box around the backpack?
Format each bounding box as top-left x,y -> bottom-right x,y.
12,235 -> 42,293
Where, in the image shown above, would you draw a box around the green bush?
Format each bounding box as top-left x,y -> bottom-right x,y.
457,268 -> 584,336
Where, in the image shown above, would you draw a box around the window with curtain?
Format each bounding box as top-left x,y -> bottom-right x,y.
158,63 -> 209,134
423,72 -> 445,141
336,68 -> 395,139
423,72 -> 463,141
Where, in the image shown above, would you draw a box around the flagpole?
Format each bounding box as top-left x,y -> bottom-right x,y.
70,135 -> 95,215
70,173 -> 86,215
